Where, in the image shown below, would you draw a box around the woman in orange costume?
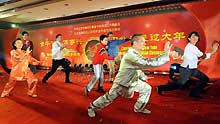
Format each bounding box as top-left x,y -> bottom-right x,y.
1,38 -> 40,98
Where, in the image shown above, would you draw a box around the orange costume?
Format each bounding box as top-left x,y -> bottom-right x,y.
1,49 -> 39,98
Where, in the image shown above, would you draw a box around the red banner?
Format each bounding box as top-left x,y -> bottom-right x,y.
29,10 -> 205,71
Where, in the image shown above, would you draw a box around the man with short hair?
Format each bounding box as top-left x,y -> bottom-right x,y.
87,34 -> 171,117
85,34 -> 114,95
42,34 -> 72,84
157,31 -> 219,99
21,31 -> 37,74
107,32 -> 130,83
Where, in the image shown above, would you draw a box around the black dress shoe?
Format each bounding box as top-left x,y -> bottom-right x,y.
42,79 -> 48,84
156,86 -> 163,95
85,87 -> 89,96
189,94 -> 203,99
65,81 -> 72,84
96,88 -> 106,93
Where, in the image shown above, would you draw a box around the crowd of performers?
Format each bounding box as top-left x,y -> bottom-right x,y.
0,31 -> 219,118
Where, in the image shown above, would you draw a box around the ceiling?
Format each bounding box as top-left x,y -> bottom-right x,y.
0,0 -> 163,23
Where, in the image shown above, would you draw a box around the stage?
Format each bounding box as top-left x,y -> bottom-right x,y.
0,70 -> 219,124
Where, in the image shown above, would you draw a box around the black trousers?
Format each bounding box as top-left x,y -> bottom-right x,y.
158,66 -> 209,96
43,58 -> 71,82
0,59 -> 11,74
28,64 -> 37,74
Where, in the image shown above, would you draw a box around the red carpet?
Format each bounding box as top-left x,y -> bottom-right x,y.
206,80 -> 220,97
0,70 -> 220,124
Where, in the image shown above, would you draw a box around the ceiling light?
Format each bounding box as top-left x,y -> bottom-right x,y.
11,24 -> 17,28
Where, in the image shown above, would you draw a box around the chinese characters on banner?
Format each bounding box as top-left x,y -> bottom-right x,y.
39,21 -> 186,57
119,32 -> 186,56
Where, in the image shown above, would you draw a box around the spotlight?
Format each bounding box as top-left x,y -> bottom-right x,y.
11,24 -> 17,28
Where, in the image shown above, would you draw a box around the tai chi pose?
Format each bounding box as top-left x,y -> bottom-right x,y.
42,34 -> 72,84
1,38 -> 40,98
87,34 -> 171,117
107,32 -> 129,82
157,31 -> 219,99
85,34 -> 114,95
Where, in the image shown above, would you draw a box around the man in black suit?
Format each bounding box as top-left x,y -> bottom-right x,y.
21,31 -> 37,74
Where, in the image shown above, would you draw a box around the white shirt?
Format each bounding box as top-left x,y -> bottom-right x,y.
181,43 -> 210,69
52,40 -> 64,60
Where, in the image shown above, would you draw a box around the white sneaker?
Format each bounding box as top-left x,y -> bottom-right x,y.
1,94 -> 5,98
28,94 -> 37,98
31,94 -> 38,98
134,108 -> 151,114
88,108 -> 96,117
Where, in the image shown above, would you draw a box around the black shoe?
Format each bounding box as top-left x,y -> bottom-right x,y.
65,81 -> 72,84
156,86 -> 163,95
189,94 -> 203,99
96,88 -> 106,93
42,79 -> 47,84
84,87 -> 89,96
